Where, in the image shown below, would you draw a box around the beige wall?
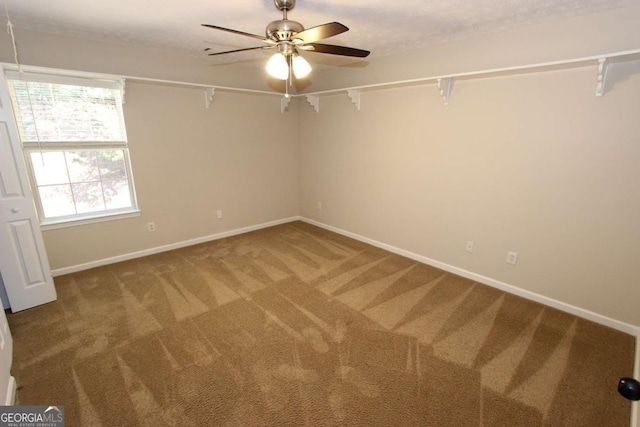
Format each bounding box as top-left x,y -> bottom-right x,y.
43,83 -> 299,269
307,4 -> 640,92
298,62 -> 640,327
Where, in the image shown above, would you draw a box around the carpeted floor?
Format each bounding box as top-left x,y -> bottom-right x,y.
8,221 -> 636,426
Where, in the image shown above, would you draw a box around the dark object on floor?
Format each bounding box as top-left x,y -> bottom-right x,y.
618,377 -> 640,401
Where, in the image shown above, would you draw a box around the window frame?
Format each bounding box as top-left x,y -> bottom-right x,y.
5,71 -> 140,228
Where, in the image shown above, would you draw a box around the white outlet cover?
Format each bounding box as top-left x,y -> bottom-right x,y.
507,251 -> 518,265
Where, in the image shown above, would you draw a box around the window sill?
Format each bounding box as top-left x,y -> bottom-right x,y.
40,209 -> 141,231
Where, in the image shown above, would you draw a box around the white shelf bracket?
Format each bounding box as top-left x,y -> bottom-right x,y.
437,77 -> 453,105
204,87 -> 215,108
280,96 -> 291,113
306,95 -> 320,112
595,58 -> 608,97
118,79 -> 126,104
347,89 -> 361,110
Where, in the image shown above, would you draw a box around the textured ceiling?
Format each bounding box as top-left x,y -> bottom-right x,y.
2,0 -> 637,69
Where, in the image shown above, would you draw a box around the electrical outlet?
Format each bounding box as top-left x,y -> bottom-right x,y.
506,251 -> 518,265
317,201 -> 322,211
147,222 -> 155,232
465,241 -> 474,253
217,210 -> 223,219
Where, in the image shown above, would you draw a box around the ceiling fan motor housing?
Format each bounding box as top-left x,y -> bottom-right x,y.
266,19 -> 304,41
274,0 -> 295,11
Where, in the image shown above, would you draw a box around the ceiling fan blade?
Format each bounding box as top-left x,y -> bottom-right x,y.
293,22 -> 348,44
206,46 -> 275,56
305,43 -> 370,58
202,24 -> 275,44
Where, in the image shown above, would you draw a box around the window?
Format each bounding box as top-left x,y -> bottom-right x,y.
6,71 -> 138,226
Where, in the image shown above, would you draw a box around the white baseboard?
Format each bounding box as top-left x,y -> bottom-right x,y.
300,217 -> 639,337
54,214 -> 639,336
51,216 -> 301,277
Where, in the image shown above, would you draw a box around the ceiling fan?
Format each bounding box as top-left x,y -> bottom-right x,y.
202,0 -> 370,83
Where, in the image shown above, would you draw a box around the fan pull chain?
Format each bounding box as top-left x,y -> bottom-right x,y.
284,54 -> 292,98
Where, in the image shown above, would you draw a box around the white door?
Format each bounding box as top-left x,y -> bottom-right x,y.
0,307 -> 15,405
0,67 -> 57,312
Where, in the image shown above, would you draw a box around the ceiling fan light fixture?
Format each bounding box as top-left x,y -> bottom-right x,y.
266,52 -> 289,80
203,0 -> 369,91
292,54 -> 312,79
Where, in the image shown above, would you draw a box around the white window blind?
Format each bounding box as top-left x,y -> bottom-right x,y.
6,72 -> 126,145
5,71 -> 138,226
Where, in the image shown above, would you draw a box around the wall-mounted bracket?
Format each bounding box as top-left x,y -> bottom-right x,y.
437,78 -> 453,105
281,96 -> 291,113
204,87 -> 215,108
347,89 -> 361,111
306,95 -> 320,113
595,58 -> 608,97
118,79 -> 126,104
